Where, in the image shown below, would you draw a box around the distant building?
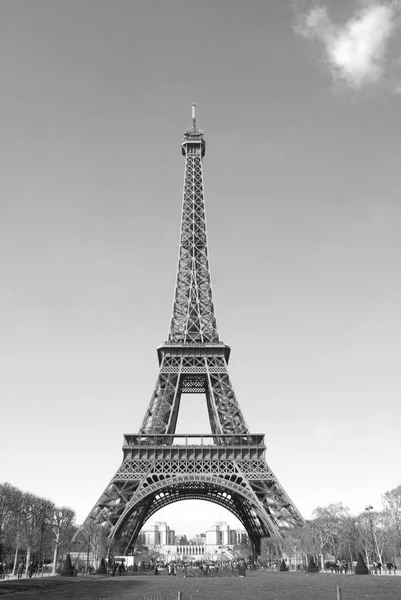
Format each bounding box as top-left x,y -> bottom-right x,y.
138,520 -> 248,562
229,529 -> 248,545
206,521 -> 230,545
205,522 -> 248,547
140,521 -> 175,546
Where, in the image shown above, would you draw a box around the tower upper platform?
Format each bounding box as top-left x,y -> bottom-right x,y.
182,103 -> 205,158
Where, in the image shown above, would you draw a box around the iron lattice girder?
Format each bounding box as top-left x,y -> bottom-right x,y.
139,349 -> 249,436
169,144 -> 218,345
110,479 -> 267,555
74,114 -> 305,557
77,435 -> 303,555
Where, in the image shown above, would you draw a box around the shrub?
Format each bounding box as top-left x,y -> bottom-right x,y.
307,556 -> 319,573
280,559 -> 289,572
355,552 -> 369,575
60,553 -> 74,577
97,557 -> 107,574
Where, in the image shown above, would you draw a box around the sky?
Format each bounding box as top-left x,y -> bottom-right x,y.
1,0 -> 400,539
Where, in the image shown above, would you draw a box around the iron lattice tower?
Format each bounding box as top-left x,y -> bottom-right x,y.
75,106 -> 304,555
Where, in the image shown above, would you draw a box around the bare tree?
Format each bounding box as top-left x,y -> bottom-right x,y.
355,512 -> 375,567
0,483 -> 22,566
312,503 -> 350,564
51,507 -> 75,574
382,485 -> 401,560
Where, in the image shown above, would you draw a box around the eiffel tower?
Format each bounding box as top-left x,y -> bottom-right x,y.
76,106 -> 304,555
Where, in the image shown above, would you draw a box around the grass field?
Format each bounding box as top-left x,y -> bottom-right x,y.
0,571 -> 400,600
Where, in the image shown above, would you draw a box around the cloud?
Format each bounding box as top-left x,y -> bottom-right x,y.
295,2 -> 401,89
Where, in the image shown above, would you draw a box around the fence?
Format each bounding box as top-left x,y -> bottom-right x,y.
112,590 -> 346,600
129,595 -> 193,600
101,585 -> 376,600
110,588 -> 346,600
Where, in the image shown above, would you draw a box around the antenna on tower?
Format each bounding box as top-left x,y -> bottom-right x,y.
191,103 -> 196,129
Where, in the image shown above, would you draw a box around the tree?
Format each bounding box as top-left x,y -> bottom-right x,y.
0,483 -> 22,564
92,525 -> 110,570
340,516 -> 360,570
312,503 -> 350,567
35,498 -> 55,568
355,510 -> 384,567
0,483 -> 76,575
11,490 -> 26,575
233,539 -> 253,559
259,535 -> 283,566
372,510 -> 389,565
19,494 -> 55,574
289,524 -> 313,564
383,485 -> 401,560
51,507 -> 75,574
19,492 -> 36,573
277,530 -> 308,569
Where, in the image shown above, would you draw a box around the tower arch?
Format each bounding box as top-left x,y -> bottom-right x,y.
110,472 -> 278,554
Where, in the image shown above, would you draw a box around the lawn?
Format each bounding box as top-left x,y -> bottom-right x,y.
0,570 -> 400,600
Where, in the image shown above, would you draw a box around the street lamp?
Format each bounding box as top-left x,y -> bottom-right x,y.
365,505 -> 378,565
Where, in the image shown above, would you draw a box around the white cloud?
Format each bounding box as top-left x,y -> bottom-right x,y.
295,2 -> 401,89
294,5 -> 333,40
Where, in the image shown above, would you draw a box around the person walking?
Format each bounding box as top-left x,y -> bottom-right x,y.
17,562 -> 24,579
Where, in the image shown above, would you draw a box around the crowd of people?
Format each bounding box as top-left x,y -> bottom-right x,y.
0,560 -> 51,580
324,559 -> 397,575
1,555 -> 397,579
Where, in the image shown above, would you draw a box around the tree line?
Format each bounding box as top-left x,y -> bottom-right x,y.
272,484 -> 401,569
0,482 -> 76,575
2,481 -> 400,574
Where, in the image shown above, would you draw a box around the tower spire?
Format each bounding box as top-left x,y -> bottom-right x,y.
192,102 -> 196,130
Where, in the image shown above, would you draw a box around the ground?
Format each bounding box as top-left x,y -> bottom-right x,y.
0,571 -> 400,600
